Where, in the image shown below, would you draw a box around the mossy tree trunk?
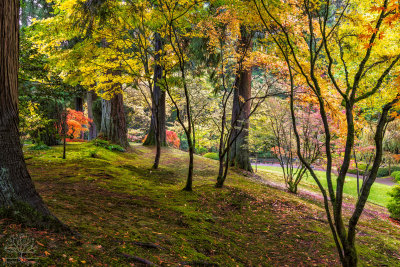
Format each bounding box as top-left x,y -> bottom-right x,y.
229,26 -> 253,173
100,93 -> 129,148
0,0 -> 51,216
144,32 -> 167,148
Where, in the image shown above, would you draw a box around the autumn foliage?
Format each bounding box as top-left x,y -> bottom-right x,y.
166,130 -> 180,149
143,130 -> 180,149
65,109 -> 91,140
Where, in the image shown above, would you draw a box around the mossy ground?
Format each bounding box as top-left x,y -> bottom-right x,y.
0,143 -> 399,266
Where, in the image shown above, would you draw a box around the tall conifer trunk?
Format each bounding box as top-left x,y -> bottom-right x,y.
0,0 -> 51,216
87,90 -> 97,140
229,26 -> 253,172
144,32 -> 167,147
100,93 -> 129,148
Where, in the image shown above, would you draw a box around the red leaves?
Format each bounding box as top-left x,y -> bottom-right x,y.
65,109 -> 92,139
166,130 -> 180,149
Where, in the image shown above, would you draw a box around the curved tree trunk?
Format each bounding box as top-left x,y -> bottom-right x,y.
100,93 -> 129,148
0,0 -> 51,216
229,26 -> 253,173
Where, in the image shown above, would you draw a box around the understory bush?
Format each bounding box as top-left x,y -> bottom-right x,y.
29,142 -> 51,151
391,171 -> 400,182
388,186 -> 400,220
347,166 -> 400,177
204,152 -> 219,160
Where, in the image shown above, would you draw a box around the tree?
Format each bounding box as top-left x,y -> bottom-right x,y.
0,0 -> 52,219
254,0 -> 400,265
267,99 -> 323,193
229,25 -> 254,172
143,32 -> 167,148
156,0 -> 201,191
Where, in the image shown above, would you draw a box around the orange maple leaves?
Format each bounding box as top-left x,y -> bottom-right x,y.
66,109 -> 92,139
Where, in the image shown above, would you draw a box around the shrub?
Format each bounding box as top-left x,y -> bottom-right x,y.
29,143 -> 51,151
388,186 -> 400,220
348,166 -> 400,177
204,152 -> 219,160
377,166 -> 400,177
196,146 -> 208,155
92,139 -> 110,148
91,139 -> 125,152
107,144 -> 125,152
392,171 -> 400,182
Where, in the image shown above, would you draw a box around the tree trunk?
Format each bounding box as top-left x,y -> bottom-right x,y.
0,0 -> 51,216
75,96 -> 83,112
100,93 -> 129,148
183,140 -> 194,191
144,32 -> 167,147
74,95 -> 85,139
87,90 -> 97,140
216,158 -> 225,188
229,26 -> 253,172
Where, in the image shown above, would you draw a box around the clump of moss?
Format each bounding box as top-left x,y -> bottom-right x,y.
91,139 -> 125,152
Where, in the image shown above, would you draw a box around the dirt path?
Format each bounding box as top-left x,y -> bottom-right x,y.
254,163 -> 398,186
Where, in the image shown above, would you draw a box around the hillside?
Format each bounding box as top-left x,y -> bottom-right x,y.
1,143 -> 400,266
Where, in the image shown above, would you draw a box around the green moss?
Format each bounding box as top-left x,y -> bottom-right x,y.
203,152 -> 219,160
5,143 -> 398,266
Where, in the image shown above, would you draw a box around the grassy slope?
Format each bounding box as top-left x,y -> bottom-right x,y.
254,165 -> 393,207
0,143 -> 399,266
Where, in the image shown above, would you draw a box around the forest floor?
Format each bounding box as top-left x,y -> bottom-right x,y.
1,143 -> 400,266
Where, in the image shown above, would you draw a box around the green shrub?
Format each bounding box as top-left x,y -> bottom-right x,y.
29,143 -> 51,151
388,186 -> 400,220
91,139 -> 125,152
204,152 -> 219,160
107,144 -> 125,152
392,171 -> 400,182
377,166 -> 400,177
196,146 -> 208,155
348,166 -> 400,177
92,139 -> 110,148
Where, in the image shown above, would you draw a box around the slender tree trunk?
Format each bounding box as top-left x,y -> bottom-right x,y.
216,158 -> 225,188
100,93 -> 129,148
0,0 -> 51,216
87,90 -> 97,140
62,110 -> 67,159
183,139 -> 194,191
230,26 -> 253,172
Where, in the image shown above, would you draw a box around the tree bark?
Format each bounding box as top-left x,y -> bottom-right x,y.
0,0 -> 51,216
229,26 -> 253,173
87,90 -> 97,140
75,96 -> 83,112
99,93 -> 129,148
144,32 -> 167,147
